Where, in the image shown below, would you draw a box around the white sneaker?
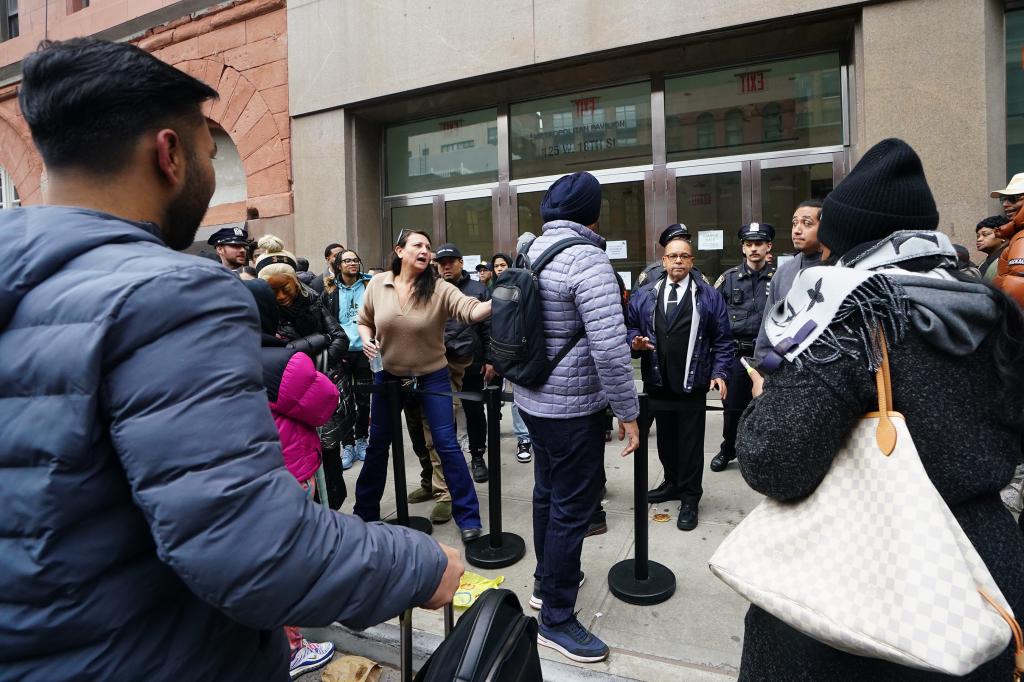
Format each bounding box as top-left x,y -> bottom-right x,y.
289,639 -> 335,679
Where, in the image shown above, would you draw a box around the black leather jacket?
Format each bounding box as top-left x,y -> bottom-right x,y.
276,283 -> 348,369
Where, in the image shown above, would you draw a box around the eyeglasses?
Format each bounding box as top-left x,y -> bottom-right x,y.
340,258 -> 361,264
1001,194 -> 1024,203
664,253 -> 694,261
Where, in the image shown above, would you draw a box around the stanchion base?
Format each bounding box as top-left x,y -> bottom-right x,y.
607,560 -> 676,605
387,516 -> 434,535
465,532 -> 526,569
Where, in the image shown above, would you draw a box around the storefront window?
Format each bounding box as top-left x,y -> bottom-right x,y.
1007,11 -> 1024,175
385,109 -> 498,195
509,82 -> 653,180
666,54 -> 843,162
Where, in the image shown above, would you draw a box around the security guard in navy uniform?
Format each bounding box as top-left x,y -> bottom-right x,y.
633,224 -> 708,292
710,222 -> 775,472
207,224 -> 250,272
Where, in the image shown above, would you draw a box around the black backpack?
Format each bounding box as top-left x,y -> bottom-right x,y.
489,237 -> 592,387
414,589 -> 541,682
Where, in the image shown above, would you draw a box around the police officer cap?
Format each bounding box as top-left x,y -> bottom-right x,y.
207,225 -> 249,246
659,223 -> 691,247
738,222 -> 775,242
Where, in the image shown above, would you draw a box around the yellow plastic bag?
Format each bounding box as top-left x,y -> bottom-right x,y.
453,571 -> 504,608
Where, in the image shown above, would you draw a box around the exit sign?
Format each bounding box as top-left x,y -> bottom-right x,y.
738,71 -> 766,94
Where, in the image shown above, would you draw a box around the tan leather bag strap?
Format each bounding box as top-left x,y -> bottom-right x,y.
874,329 -> 898,455
979,589 -> 1024,682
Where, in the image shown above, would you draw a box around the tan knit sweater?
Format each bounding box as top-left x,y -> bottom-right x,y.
358,272 -> 481,376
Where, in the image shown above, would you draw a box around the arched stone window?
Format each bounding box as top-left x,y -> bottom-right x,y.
696,112 -> 715,150
0,165 -> 20,209
725,108 -> 744,147
762,103 -> 783,142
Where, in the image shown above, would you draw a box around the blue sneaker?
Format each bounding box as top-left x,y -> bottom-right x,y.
355,438 -> 369,461
341,445 -> 356,470
537,617 -> 608,663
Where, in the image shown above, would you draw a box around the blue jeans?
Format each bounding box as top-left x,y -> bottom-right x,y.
522,409 -> 605,626
354,367 -> 482,530
511,403 -> 530,442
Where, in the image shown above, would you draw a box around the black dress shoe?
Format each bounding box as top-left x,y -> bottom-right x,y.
647,481 -> 683,503
710,452 -> 735,472
461,527 -> 483,545
677,503 -> 698,531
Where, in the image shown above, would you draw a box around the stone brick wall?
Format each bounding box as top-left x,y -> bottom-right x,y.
0,0 -> 292,241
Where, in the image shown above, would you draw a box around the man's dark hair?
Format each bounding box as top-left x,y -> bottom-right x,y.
796,199 -> 824,218
324,243 -> 344,259
295,257 -> 310,272
19,38 -> 217,174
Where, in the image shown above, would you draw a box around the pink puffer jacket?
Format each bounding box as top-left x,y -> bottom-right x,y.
267,351 -> 339,482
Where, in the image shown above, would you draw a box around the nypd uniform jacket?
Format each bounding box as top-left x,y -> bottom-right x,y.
714,261 -> 776,342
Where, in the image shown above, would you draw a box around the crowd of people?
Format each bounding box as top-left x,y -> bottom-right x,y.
3,37 -> 1023,682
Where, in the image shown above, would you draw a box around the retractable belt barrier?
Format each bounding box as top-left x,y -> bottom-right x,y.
352,379 -> 726,614
352,381 -> 526,569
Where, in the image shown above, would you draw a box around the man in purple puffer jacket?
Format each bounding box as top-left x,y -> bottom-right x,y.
514,171 -> 640,664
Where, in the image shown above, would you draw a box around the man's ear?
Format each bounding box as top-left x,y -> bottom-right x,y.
767,242 -> 774,253
154,128 -> 186,189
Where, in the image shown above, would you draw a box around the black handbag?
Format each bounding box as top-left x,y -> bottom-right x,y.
414,589 -> 542,682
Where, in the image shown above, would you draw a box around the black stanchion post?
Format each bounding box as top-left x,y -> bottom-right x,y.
465,385 -> 526,568
607,394 -> 676,604
384,379 -> 433,535
399,608 -> 413,682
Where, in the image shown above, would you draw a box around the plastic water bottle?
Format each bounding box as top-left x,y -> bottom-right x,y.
369,338 -> 384,373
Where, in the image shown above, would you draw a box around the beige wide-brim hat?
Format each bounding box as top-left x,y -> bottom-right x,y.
990,172 -> 1024,198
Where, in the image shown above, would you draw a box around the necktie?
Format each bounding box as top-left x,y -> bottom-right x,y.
667,282 -> 679,318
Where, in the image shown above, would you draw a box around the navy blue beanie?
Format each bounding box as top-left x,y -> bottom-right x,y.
540,172 -> 602,226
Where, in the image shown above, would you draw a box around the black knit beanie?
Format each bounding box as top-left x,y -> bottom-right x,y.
819,138 -> 938,258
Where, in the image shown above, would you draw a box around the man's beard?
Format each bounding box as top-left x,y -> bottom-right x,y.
162,149 -> 215,251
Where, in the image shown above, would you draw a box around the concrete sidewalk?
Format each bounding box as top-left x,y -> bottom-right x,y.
313,398 -> 761,681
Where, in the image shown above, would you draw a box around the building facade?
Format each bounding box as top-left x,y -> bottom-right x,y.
0,0 -> 293,252
287,0 -> 1010,283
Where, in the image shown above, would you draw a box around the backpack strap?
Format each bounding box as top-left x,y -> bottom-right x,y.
452,589 -> 518,682
529,236 -> 594,274
528,236 -> 597,376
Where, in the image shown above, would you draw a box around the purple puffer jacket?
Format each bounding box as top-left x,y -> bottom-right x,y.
265,350 -> 339,482
513,221 -> 640,421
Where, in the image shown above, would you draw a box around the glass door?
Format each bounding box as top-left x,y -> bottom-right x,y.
512,171 -> 649,289
443,188 -> 496,273
668,152 -> 840,283
758,154 -> 840,258
673,162 -> 745,283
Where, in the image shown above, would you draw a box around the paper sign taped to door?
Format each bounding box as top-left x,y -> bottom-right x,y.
462,255 -> 481,271
606,240 -> 628,260
698,230 -> 724,250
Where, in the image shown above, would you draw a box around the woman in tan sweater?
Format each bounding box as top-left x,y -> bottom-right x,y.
354,230 -> 491,544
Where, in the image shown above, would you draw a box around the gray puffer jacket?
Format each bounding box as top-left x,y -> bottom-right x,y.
0,206 -> 446,681
513,221 -> 639,421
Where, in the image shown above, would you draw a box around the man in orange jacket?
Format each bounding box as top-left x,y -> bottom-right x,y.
991,173 -> 1024,307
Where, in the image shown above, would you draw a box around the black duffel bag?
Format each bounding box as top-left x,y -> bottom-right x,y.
414,589 -> 542,682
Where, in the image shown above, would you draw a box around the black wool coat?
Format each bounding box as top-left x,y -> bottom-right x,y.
736,315 -> 1024,681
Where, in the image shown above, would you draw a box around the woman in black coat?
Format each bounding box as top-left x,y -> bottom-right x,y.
737,140 -> 1024,681
256,236 -> 349,509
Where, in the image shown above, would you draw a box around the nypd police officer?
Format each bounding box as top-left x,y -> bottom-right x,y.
710,222 -> 775,472
207,224 -> 249,271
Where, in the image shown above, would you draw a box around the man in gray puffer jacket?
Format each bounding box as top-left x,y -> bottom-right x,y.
0,38 -> 461,681
514,172 -> 640,664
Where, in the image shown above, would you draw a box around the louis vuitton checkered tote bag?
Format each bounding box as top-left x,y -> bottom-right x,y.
709,334 -> 1023,677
